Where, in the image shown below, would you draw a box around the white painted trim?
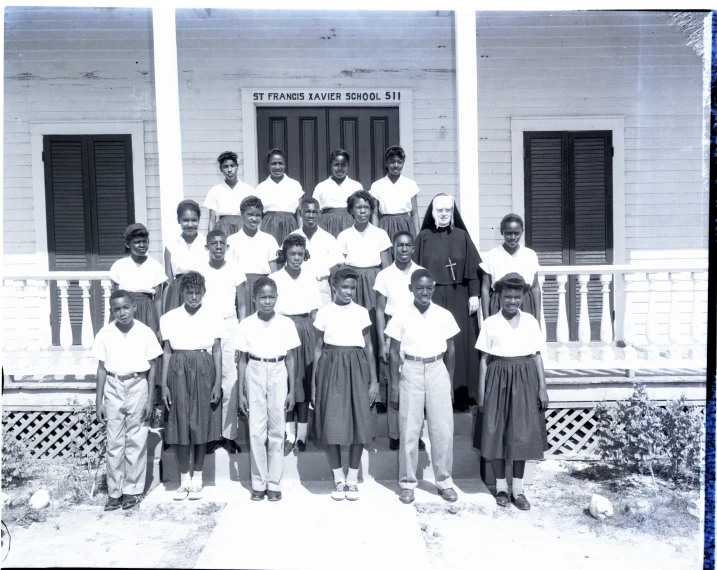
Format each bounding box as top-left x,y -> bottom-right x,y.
240,88 -> 413,188
29,120 -> 147,272
510,115 -> 626,339
455,10 -> 480,246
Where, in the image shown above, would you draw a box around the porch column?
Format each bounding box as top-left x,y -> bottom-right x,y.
455,10 -> 480,245
152,7 -> 184,247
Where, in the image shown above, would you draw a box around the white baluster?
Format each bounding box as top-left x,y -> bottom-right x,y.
622,273 -> 637,364
555,275 -> 570,363
667,272 -> 684,361
645,273 -> 661,361
13,280 -> 29,369
101,280 -> 112,326
690,271 -> 706,362
577,274 -> 592,362
57,280 -> 74,366
599,273 -> 614,363
36,279 -> 53,369
3,280 -> 18,369
79,280 -> 95,368
538,274 -> 547,341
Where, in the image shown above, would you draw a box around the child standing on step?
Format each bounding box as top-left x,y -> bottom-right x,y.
386,269 -> 460,504
475,273 -> 549,511
93,289 -> 163,511
204,151 -> 255,236
160,271 -> 223,501
236,277 -> 300,502
312,267 -> 380,501
313,149 -> 363,238
271,234 -> 323,454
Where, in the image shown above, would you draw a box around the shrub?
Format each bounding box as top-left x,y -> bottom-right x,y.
66,399 -> 107,501
1,412 -> 37,488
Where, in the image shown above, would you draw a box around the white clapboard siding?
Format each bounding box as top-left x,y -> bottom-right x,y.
176,9 -> 459,231
3,7 -> 161,269
476,11 -> 707,255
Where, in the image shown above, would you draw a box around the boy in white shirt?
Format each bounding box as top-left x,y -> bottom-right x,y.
385,269 -> 460,505
92,290 -> 163,511
236,276 -> 301,502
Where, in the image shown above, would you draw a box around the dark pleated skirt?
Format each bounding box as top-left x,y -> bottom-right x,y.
164,274 -> 185,314
110,292 -> 158,334
318,208 -> 354,238
473,355 -> 548,461
216,215 -> 243,237
313,345 -> 372,445
489,288 -> 539,321
165,350 -> 222,446
350,265 -> 381,370
431,283 -> 480,407
287,314 -> 315,403
378,213 -> 413,242
244,273 -> 267,316
262,211 -> 298,246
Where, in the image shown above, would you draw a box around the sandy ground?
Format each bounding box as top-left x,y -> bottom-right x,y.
416,461 -> 703,570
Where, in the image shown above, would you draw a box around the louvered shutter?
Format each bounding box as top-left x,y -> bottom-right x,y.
44,135 -> 134,345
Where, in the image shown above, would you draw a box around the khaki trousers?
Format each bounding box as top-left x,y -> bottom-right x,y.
398,359 -> 454,490
317,278 -> 332,306
246,360 -> 288,492
104,374 -> 149,498
221,316 -> 240,440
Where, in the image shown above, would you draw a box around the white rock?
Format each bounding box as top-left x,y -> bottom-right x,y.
1,492 -> 10,507
589,494 -> 613,519
28,489 -> 50,510
624,498 -> 652,516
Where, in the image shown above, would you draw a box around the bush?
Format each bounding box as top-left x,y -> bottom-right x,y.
66,399 -> 107,501
593,385 -> 704,488
1,412 -> 37,488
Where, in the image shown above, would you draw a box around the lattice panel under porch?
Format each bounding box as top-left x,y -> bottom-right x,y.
2,409 -> 105,459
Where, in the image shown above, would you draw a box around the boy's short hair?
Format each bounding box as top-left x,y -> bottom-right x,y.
385,145 -> 406,161
329,149 -> 350,164
180,271 -> 206,293
176,199 -> 201,220
300,196 -> 320,210
252,276 -> 277,297
392,230 -> 414,245
494,272 -> 530,293
240,195 -> 264,214
110,289 -> 133,303
206,229 -> 227,243
346,190 -> 375,213
410,268 -> 435,286
331,266 -> 359,286
217,151 -> 238,166
267,148 -> 287,162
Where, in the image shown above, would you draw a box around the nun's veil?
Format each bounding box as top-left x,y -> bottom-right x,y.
420,194 -> 469,232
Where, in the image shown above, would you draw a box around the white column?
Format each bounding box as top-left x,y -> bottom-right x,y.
57,280 -> 74,366
555,275 -> 570,363
667,272 -> 684,361
455,10 -> 480,245
36,279 -> 53,368
101,280 -> 113,326
577,274 -> 592,362
79,280 -> 95,367
622,273 -> 637,363
153,6 -> 184,248
645,272 -> 661,360
599,273 -> 614,363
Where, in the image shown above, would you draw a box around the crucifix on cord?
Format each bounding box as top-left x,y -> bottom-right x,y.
446,257 -> 457,281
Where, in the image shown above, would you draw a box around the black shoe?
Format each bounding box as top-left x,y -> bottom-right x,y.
296,439 -> 306,452
376,403 -> 387,414
511,494 -> 531,511
438,488 -> 458,502
224,438 -> 241,454
251,489 -> 266,501
104,496 -> 122,511
495,491 -> 510,508
206,440 -> 222,455
418,439 -> 426,451
121,494 -> 141,510
267,490 -> 282,502
284,437 -> 295,455
389,438 -> 399,451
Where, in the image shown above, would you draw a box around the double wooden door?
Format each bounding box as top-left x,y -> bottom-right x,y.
257,107 -> 400,194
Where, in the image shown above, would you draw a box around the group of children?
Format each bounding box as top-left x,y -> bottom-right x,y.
92,145 -> 550,512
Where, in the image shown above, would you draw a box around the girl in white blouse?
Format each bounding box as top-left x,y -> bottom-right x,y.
313,149 -> 363,238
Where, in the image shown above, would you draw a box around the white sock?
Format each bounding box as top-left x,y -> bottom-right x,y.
285,422 -> 296,443
332,467 -> 345,485
192,471 -> 203,488
512,478 -> 524,497
180,472 -> 191,488
347,468 -> 359,485
496,478 -> 508,494
296,423 -> 308,442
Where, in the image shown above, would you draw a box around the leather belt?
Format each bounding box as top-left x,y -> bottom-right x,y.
249,355 -> 285,363
404,353 -> 444,364
107,371 -> 146,381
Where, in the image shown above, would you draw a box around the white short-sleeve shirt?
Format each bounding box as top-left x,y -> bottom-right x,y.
91,320 -> 163,375
313,177 -> 363,209
368,175 -> 420,215
271,267 -> 322,316
476,311 -> 547,357
160,305 -> 224,351
166,233 -> 208,276
109,256 -> 167,293
202,261 -> 246,318
313,302 -> 371,347
255,176 -> 304,213
227,230 -> 280,275
203,180 -> 255,216
337,224 -> 391,268
480,245 -> 540,288
385,302 -> 460,358
373,261 -> 423,317
234,312 -> 301,358
290,227 -> 344,279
